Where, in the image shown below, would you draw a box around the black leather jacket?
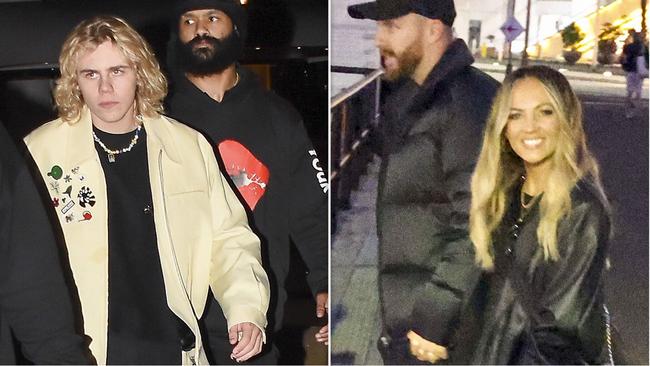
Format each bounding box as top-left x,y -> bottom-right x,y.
454,181 -> 610,364
374,39 -> 499,349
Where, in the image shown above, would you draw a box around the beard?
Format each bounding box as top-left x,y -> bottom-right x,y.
379,39 -> 423,82
175,31 -> 244,76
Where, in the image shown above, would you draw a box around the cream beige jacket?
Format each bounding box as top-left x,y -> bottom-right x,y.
25,109 -> 270,365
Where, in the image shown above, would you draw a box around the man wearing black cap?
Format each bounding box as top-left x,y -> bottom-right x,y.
166,0 -> 329,364
347,0 -> 499,363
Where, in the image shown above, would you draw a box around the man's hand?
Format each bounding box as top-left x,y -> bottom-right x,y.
407,330 -> 448,364
314,292 -> 329,345
229,322 -> 263,363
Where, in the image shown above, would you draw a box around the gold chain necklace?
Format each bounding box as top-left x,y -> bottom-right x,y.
93,125 -> 142,163
520,189 -> 538,210
520,176 -> 541,210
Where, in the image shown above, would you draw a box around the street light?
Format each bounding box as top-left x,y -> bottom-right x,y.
521,0 -> 532,67
643,0 -> 648,38
505,0 -> 516,75
592,0 -> 601,69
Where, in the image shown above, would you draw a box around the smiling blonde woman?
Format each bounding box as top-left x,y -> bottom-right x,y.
460,66 -> 612,364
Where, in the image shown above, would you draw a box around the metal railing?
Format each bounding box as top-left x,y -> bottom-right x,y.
330,67 -> 383,232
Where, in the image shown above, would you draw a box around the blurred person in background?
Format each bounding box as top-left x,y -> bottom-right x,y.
620,29 -> 648,118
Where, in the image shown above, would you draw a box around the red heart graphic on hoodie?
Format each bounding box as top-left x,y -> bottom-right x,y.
218,140 -> 270,210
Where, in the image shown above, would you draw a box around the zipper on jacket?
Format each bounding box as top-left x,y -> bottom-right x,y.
157,149 -> 200,352
158,150 -> 191,297
94,155 -> 111,364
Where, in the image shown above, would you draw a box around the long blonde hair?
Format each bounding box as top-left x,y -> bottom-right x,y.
55,15 -> 167,123
470,66 -> 604,270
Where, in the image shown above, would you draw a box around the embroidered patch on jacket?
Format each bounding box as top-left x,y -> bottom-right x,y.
78,186 -> 96,207
46,164 -> 94,224
47,165 -> 63,180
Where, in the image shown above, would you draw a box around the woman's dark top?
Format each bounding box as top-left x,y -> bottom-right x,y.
453,181 -> 610,364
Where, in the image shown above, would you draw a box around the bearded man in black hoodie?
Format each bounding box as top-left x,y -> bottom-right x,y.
165,0 -> 328,363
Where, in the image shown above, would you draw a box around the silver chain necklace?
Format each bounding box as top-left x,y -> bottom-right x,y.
92,125 -> 142,163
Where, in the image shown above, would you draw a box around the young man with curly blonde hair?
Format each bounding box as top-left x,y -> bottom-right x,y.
25,15 -> 269,365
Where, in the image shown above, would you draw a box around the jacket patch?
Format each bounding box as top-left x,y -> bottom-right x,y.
79,211 -> 93,222
46,164 -> 94,224
61,200 -> 75,214
49,181 -> 60,194
218,140 -> 270,210
47,165 -> 63,180
78,186 -> 96,207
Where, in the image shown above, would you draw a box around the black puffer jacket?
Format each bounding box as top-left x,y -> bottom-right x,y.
454,181 -> 610,364
375,39 -> 499,350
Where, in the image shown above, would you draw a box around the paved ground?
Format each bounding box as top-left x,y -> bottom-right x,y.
331,159 -> 382,366
331,93 -> 649,365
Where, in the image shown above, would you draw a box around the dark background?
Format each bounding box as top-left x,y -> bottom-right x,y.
0,0 -> 328,157
0,0 -> 328,364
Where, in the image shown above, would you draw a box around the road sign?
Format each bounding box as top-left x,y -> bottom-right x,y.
500,17 -> 524,42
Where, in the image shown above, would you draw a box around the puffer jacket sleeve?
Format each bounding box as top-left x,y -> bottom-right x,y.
280,104 -> 328,297
408,90 -> 492,346
200,135 -> 271,338
516,196 -> 609,364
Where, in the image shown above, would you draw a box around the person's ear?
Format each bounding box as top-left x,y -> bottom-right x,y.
424,19 -> 445,45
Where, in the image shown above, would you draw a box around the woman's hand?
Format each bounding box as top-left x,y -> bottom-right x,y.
407,330 -> 448,364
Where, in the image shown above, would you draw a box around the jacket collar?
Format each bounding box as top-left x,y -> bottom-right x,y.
142,115 -> 183,165
419,38 -> 474,96
64,107 -> 98,168
64,107 -> 183,166
173,65 -> 256,105
389,39 -> 474,119
383,39 -> 475,145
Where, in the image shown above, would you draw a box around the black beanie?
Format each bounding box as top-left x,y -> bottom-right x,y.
173,0 -> 247,40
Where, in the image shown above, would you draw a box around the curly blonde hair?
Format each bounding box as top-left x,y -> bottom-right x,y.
469,66 -> 605,270
55,15 -> 167,123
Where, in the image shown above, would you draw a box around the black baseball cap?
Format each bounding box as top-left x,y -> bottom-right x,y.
347,0 -> 456,26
